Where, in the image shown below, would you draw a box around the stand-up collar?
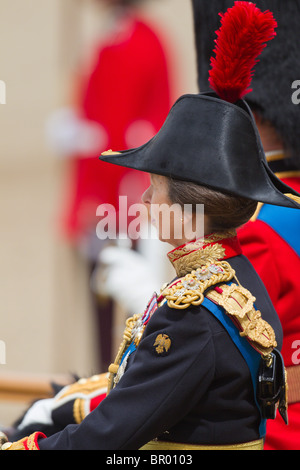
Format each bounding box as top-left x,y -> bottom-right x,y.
167,230 -> 242,277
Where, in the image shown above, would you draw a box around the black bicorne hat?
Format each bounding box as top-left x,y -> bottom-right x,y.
100,1 -> 300,209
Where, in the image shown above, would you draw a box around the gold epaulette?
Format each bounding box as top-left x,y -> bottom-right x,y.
160,260 -> 277,356
54,373 -> 108,424
161,260 -> 235,310
56,374 -> 108,402
206,283 -> 277,355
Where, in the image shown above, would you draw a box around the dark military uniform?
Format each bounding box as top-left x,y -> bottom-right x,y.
1,1 -> 297,451
29,232 -> 281,450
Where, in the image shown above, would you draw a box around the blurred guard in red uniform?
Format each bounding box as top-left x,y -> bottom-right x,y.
54,0 -> 171,245
47,0 -> 172,369
191,0 -> 300,450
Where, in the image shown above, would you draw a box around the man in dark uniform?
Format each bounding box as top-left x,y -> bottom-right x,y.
1,1 -> 296,450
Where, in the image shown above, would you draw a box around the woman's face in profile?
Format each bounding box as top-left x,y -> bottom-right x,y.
141,174 -> 198,247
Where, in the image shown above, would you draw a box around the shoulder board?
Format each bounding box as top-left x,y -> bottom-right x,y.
206,284 -> 277,355
160,261 -> 235,310
160,260 -> 277,354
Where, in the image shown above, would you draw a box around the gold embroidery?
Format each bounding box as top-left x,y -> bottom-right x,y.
1,433 -> 41,451
26,433 -> 42,451
154,334 -> 171,355
206,284 -> 277,355
1,440 -> 26,450
212,283 -> 256,319
167,230 -> 236,264
56,374 -> 108,402
161,261 -> 235,310
161,256 -> 277,356
1,442 -> 13,450
173,244 -> 226,277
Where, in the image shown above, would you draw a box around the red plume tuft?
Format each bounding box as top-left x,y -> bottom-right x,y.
209,1 -> 277,103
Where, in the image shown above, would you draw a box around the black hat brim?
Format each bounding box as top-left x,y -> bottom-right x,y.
100,93 -> 300,209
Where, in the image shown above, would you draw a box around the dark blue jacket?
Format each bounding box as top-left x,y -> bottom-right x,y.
39,255 -> 282,450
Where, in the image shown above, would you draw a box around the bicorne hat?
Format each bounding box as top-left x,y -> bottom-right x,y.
100,1 -> 300,209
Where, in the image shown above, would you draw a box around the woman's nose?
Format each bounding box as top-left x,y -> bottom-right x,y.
141,186 -> 152,205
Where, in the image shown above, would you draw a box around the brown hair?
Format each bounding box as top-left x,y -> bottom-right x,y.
167,177 -> 257,232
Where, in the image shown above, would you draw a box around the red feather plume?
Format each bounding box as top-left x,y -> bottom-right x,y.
209,1 -> 277,103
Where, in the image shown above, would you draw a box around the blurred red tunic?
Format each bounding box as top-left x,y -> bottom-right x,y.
238,175 -> 300,450
61,11 -> 171,242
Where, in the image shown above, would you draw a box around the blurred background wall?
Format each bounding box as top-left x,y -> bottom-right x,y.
0,0 -> 197,425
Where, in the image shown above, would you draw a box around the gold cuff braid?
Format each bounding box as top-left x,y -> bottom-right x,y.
1,432 -> 43,450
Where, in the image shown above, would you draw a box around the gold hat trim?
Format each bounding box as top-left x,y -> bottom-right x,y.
101,149 -> 122,156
